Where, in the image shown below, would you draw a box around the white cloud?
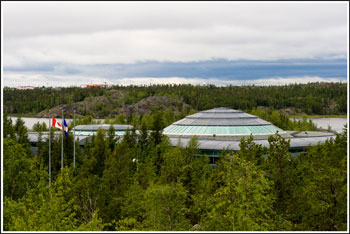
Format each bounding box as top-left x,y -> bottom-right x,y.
110,76 -> 347,86
3,72 -> 346,88
3,2 -> 348,67
4,25 -> 347,66
3,2 -> 347,37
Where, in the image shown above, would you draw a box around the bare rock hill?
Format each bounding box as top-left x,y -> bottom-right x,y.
37,90 -> 193,118
111,96 -> 192,116
36,90 -> 126,118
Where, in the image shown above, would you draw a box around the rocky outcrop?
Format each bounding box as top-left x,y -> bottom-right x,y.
110,96 -> 191,116
36,90 -> 193,118
36,90 -> 126,118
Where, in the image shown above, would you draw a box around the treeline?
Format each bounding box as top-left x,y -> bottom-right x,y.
4,82 -> 347,116
250,108 -> 318,131
3,115 -> 347,231
29,108 -> 319,133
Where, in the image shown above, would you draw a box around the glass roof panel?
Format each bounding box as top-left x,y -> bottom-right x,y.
164,125 -> 281,135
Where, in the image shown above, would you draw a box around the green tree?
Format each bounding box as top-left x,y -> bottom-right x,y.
293,129 -> 347,231
149,111 -> 165,146
202,155 -> 275,231
83,128 -> 111,177
264,133 -> 295,215
143,182 -> 191,231
3,138 -> 44,200
238,134 -> 267,166
74,210 -> 104,231
97,136 -> 135,227
106,125 -> 117,152
72,173 -> 101,227
3,113 -> 15,139
32,122 -> 48,132
13,117 -> 31,153
119,183 -> 145,226
160,147 -> 185,184
4,168 -> 80,231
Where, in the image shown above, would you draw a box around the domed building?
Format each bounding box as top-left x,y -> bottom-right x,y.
163,107 -> 336,164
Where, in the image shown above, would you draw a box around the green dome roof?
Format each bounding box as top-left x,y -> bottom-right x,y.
163,107 -> 284,137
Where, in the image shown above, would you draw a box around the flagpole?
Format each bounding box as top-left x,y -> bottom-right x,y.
73,110 -> 76,168
49,114 -> 51,186
61,109 -> 64,169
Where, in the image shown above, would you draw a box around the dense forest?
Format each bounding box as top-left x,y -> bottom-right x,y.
3,82 -> 347,118
3,112 -> 347,231
2,82 -> 348,231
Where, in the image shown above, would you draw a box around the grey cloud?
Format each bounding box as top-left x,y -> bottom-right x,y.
3,58 -> 347,85
2,1 -> 348,87
3,2 -> 347,38
4,24 -> 347,66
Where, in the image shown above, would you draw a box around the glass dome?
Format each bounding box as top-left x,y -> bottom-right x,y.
163,107 -> 284,137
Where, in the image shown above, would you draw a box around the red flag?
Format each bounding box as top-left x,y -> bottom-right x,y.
52,117 -> 62,130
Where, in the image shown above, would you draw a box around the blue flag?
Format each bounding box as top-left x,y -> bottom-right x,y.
63,119 -> 68,137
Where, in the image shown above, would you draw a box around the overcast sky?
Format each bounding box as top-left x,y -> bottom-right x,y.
2,1 -> 348,87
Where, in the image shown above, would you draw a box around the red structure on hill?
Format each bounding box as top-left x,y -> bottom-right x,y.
86,84 -> 101,88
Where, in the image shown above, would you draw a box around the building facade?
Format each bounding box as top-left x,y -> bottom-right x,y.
163,107 -> 336,163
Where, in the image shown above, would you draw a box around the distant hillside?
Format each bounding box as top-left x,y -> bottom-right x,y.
36,89 -> 126,118
109,96 -> 193,116
4,82 -> 347,117
36,90 -> 193,118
